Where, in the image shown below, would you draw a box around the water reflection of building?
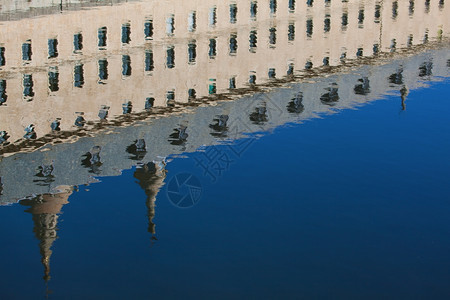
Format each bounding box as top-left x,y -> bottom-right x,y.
0,0 -> 448,141
134,161 -> 167,239
19,187 -> 73,282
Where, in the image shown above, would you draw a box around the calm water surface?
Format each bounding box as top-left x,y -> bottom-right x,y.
1,0 -> 450,298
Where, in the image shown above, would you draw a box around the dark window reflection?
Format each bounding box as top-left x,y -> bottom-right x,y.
249,30 -> 257,52
423,30 -> 429,43
23,74 -> 34,99
188,89 -> 196,101
287,92 -> 304,114
250,1 -> 257,19
419,61 -> 433,77
269,27 -> 276,46
373,43 -> 379,55
0,80 -> 7,105
209,80 -> 217,95
288,23 -> 295,41
340,52 -> 347,62
305,61 -> 313,70
324,15 -> 330,33
145,50 -> 154,72
287,63 -> 294,76
81,146 -> 102,174
74,64 -> 84,88
356,48 -> 363,57
323,57 -> 329,66
268,68 -> 276,79
229,77 -> 236,89
229,33 -> 238,55
34,164 -> 55,186
439,0 -> 444,10
166,91 -> 175,107
166,46 -> 175,68
22,41 -> 32,61
122,55 -> 132,76
374,4 -> 381,23
320,85 -> 339,106
127,139 -> 147,161
48,68 -> 59,92
425,0 -> 430,13
390,39 -> 397,52
0,47 -> 5,66
188,41 -> 196,64
392,1 -> 398,19
51,119 -> 60,131
145,97 -> 155,109
166,16 -> 175,36
354,77 -> 371,95
289,0 -> 295,12
122,101 -> 132,114
249,104 -> 268,124
189,12 -> 196,32
23,124 -> 36,139
209,39 -> 217,59
168,125 -> 188,146
98,27 -> 107,48
209,7 -> 217,27
145,20 -> 153,39
341,12 -> 348,30
407,35 -> 413,47
48,39 -> 58,58
209,115 -> 229,137
306,18 -> 313,38
270,0 -> 277,14
249,74 -> 256,85
409,0 -> 415,16
389,68 -> 404,85
0,131 -> 9,145
230,4 -> 237,24
98,105 -> 109,120
307,0 -> 314,8
75,115 -> 86,127
74,33 -> 83,51
98,59 -> 108,82
122,23 -> 131,44
358,9 -> 364,26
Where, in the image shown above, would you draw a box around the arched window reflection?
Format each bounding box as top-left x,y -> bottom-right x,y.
188,41 -> 196,64
98,27 -> 107,48
48,67 -> 59,92
23,74 -> 34,100
249,30 -> 257,52
209,39 -> 217,59
22,41 -> 32,61
98,59 -> 108,82
74,64 -> 84,87
145,50 -> 154,72
166,46 -> 175,69
74,33 -> 83,52
122,23 -> 131,44
48,39 -> 58,58
229,33 -> 238,55
306,18 -> 313,38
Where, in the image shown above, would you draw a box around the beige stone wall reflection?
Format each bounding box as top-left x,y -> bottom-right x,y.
0,0 -> 448,141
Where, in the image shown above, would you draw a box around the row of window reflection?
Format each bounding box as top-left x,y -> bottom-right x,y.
0,0 -> 443,67
0,59 -> 438,147
0,34 -> 434,104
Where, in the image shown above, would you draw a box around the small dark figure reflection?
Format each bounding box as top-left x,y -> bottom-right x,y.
419,61 -> 433,77
134,161 -> 167,241
287,92 -> 304,114
320,84 -> 339,106
126,139 -> 147,160
400,86 -> 409,111
24,124 -> 37,140
389,68 -> 403,85
51,119 -> 61,131
34,163 -> 55,187
168,125 -> 188,146
249,104 -> 268,125
145,97 -> 155,110
81,146 -> 102,174
209,115 -> 229,138
354,77 -> 371,95
122,101 -> 132,114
